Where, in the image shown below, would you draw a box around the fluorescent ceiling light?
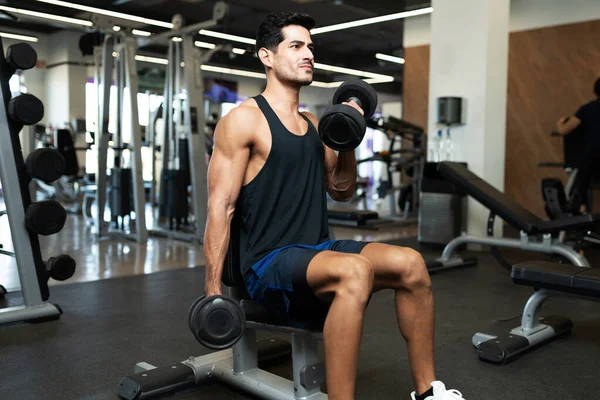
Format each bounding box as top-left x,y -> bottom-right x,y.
135,55 -> 168,65
201,65 -> 266,79
232,48 -> 246,55
113,26 -> 121,32
311,7 -> 433,35
172,37 -> 183,42
314,62 -> 392,80
0,32 -> 39,43
131,55 -> 391,87
195,41 -> 216,49
199,30 -> 256,45
0,5 -> 92,27
132,29 -> 152,37
197,31 -> 393,81
35,0 -> 173,28
364,77 -> 395,84
375,53 -> 405,64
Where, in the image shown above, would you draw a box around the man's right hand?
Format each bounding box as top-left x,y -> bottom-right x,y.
204,286 -> 222,297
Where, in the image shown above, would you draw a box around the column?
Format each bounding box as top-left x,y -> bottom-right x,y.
428,0 -> 510,236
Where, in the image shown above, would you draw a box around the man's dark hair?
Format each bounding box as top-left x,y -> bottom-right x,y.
256,12 -> 315,56
594,77 -> 600,98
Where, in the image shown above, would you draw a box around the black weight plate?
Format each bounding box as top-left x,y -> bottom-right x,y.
47,255 -> 76,281
188,295 -> 245,350
8,94 -> 44,126
332,78 -> 378,119
318,104 -> 366,151
25,148 -> 66,182
6,43 -> 37,70
25,200 -> 67,235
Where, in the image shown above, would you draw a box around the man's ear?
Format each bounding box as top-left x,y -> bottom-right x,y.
258,48 -> 273,68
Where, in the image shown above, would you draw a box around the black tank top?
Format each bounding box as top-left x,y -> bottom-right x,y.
237,95 -> 330,280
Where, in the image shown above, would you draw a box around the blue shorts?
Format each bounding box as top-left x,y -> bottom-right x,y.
244,239 -> 369,328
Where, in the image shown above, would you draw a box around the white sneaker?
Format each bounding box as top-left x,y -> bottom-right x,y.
410,381 -> 465,400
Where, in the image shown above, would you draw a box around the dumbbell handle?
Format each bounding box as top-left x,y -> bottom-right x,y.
346,96 -> 363,108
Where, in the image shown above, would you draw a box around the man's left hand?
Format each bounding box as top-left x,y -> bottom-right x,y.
343,100 -> 364,116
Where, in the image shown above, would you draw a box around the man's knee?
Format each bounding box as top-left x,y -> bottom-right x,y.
332,255 -> 374,303
397,248 -> 431,291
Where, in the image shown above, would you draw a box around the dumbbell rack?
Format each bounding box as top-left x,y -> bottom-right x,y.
0,38 -> 76,326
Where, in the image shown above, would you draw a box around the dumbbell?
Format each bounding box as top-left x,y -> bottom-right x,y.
318,77 -> 378,152
8,94 -> 44,126
25,200 -> 67,235
6,43 -> 37,71
188,295 -> 246,350
25,148 -> 66,183
46,255 -> 76,281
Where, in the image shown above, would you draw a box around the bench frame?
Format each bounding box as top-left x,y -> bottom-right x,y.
118,287 -> 328,400
472,288 -> 575,363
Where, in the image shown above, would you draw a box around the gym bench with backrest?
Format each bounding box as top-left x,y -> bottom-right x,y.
435,162 -> 600,268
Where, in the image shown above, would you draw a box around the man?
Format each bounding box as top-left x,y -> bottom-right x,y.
556,78 -> 600,138
556,78 -> 600,212
204,11 -> 465,400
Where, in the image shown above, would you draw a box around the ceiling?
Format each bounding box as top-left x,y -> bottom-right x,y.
0,0 -> 432,94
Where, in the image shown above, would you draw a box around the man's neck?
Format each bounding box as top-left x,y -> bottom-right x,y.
262,81 -> 301,115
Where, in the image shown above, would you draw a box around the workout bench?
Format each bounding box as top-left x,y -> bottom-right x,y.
473,260 -> 600,363
436,162 -> 600,267
119,216 -> 328,399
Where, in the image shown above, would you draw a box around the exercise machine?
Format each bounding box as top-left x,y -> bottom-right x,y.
93,30 -> 148,243
436,162 -> 600,269
540,129 -> 600,218
328,116 -> 425,229
0,39 -> 76,325
473,260 -> 600,363
146,4 -> 227,243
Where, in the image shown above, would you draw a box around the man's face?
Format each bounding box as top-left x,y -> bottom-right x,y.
269,25 -> 314,86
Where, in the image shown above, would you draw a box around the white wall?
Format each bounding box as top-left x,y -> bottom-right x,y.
404,0 -> 600,47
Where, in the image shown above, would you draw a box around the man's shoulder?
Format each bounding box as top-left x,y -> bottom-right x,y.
579,99 -> 600,112
219,99 -> 264,138
226,98 -> 262,124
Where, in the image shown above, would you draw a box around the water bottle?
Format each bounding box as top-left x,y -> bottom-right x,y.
444,128 -> 453,161
429,130 -> 443,161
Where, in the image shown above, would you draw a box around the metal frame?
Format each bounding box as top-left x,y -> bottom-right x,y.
471,288 -> 597,363
148,29 -> 219,243
0,38 -> 61,325
119,323 -> 327,399
438,231 -> 590,267
94,33 -> 148,243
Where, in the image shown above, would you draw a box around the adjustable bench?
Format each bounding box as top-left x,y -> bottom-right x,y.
472,261 -> 600,363
118,216 -> 328,399
437,162 -> 600,267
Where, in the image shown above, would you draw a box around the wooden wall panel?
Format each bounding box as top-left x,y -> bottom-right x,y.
402,20 -> 600,217
505,20 -> 600,217
402,45 -> 430,130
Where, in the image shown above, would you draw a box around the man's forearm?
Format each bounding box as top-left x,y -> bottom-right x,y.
331,151 -> 357,198
203,203 -> 232,294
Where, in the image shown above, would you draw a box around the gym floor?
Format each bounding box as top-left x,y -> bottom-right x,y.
2,204 -> 600,399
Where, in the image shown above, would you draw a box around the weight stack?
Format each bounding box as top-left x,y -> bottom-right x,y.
164,169 -> 189,229
109,168 -> 133,218
418,162 -> 467,245
178,138 -> 191,187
